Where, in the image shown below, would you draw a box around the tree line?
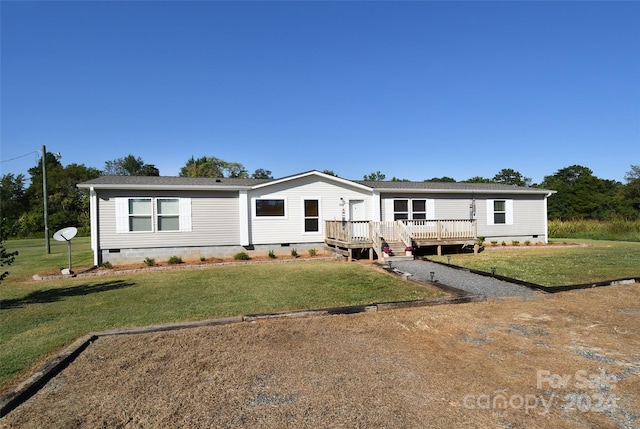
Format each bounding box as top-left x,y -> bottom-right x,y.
1,153 -> 638,239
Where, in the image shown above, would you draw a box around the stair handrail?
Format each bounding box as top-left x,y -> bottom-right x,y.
397,220 -> 412,248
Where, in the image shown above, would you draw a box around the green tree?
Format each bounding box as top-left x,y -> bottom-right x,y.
424,176 -> 456,182
21,154 -> 100,236
492,168 -> 532,187
104,155 -> 159,176
321,170 -> 338,177
540,165 -> 622,220
0,218 -> 18,283
363,171 -> 386,181
463,176 -> 492,183
180,156 -> 249,178
251,168 -> 273,179
0,173 -> 29,236
622,165 -> 640,216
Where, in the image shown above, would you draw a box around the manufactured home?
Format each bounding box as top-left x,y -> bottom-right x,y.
77,170 -> 555,265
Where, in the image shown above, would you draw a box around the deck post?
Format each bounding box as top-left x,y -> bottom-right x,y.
369,248 -> 373,262
474,243 -> 479,255
348,248 -> 353,262
437,245 -> 442,256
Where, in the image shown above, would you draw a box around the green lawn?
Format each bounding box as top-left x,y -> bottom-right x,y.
430,239 -> 640,286
0,238 -> 438,390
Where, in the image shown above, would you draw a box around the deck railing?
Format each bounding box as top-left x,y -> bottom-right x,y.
325,219 -> 477,244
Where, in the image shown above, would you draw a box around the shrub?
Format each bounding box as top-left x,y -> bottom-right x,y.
477,236 -> 485,246
144,257 -> 156,267
524,240 -> 531,246
168,256 -> 183,265
501,241 -> 507,246
308,248 -> 317,257
200,256 -> 206,262
291,248 -> 298,258
490,240 -> 498,246
234,251 -> 250,261
101,261 -> 112,269
268,250 -> 277,259
511,240 -> 520,246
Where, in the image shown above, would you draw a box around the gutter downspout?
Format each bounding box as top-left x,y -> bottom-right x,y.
89,187 -> 99,266
544,192 -> 552,243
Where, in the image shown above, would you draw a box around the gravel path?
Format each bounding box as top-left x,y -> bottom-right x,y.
390,259 -> 536,298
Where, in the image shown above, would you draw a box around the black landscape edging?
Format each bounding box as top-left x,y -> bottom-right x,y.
425,258 -> 640,294
0,334 -> 97,418
0,289 -> 480,418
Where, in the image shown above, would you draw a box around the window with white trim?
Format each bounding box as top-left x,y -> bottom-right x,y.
487,199 -> 513,225
412,200 -> 427,220
157,198 -> 179,231
255,199 -> 285,217
129,198 -> 152,232
493,200 -> 506,224
393,200 -> 409,220
304,199 -> 319,232
116,197 -> 191,233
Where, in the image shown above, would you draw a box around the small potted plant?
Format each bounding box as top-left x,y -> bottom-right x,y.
382,246 -> 391,257
405,246 -> 413,256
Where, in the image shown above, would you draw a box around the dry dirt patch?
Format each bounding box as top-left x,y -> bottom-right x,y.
2,285 -> 639,428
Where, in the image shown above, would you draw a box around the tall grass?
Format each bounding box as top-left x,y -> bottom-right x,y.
548,219 -> 640,242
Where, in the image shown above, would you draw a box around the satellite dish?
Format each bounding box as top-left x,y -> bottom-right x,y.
53,227 -> 77,242
53,227 -> 78,275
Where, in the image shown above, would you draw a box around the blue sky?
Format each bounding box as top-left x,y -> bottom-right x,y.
1,1 -> 638,184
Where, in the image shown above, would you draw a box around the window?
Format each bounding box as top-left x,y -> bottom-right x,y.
393,199 -> 409,220
129,198 -> 152,232
412,200 -> 427,220
116,197 -> 191,233
255,199 -> 285,217
157,198 -> 179,231
304,199 -> 319,232
493,200 -> 506,224
487,199 -> 512,225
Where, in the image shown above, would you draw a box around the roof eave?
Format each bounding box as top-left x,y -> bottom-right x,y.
77,183 -> 253,191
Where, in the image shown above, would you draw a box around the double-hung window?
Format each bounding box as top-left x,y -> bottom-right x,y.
304,199 -> 319,232
116,197 -> 191,233
128,198 -> 152,232
157,198 -> 180,231
393,200 -> 409,220
487,199 -> 513,225
412,200 -> 427,220
493,200 -> 506,224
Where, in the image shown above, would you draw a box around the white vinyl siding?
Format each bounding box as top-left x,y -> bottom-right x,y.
249,175 -> 371,245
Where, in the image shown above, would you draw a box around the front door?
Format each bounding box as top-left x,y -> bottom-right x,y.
349,200 -> 367,240
349,200 -> 366,221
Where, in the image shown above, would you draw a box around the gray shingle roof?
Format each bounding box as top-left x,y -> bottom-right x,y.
78,175 -> 269,188
355,180 -> 553,193
78,172 -> 554,194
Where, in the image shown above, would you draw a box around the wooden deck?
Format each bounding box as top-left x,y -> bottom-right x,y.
325,220 -> 478,260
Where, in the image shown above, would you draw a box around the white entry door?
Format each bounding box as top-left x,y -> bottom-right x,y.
349,200 -> 367,241
349,200 -> 366,221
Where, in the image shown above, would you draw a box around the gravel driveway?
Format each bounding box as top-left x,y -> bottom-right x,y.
390,259 -> 536,298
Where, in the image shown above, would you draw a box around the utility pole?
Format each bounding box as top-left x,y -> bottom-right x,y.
42,145 -> 50,254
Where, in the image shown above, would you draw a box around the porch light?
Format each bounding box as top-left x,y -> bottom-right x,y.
429,271 -> 435,282
491,266 -> 497,275
447,256 -> 451,265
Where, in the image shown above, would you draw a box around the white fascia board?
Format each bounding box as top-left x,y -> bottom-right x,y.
374,188 -> 556,196
77,184 -> 253,191
251,170 -> 373,192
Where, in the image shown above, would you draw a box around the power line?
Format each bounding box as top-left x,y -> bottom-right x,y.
0,150 -> 40,163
